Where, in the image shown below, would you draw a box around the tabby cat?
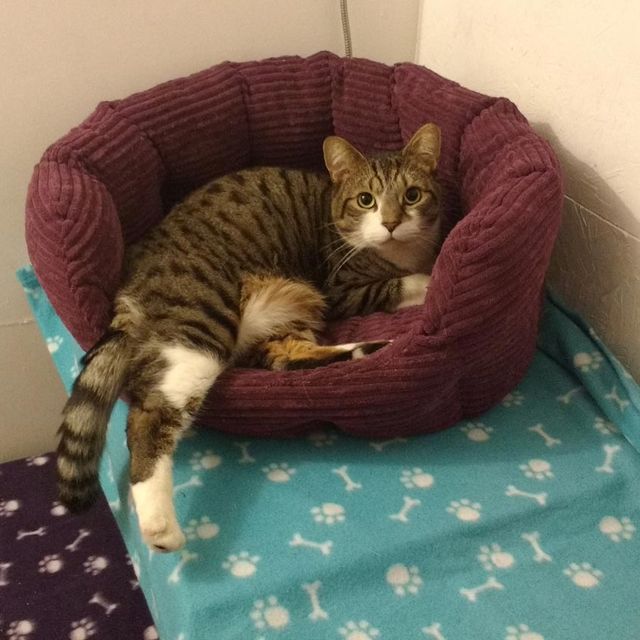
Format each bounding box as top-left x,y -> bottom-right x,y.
56,123 -> 442,552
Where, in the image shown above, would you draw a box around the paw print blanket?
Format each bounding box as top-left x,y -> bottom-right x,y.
11,265 -> 640,640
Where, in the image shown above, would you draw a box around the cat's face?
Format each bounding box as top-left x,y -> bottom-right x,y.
323,124 -> 442,260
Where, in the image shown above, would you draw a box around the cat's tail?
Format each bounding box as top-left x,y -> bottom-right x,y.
56,329 -> 130,512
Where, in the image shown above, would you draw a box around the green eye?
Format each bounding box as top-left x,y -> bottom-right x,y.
357,192 -> 375,208
404,187 -> 421,204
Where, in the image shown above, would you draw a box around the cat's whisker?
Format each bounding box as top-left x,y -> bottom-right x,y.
321,241 -> 350,267
328,241 -> 366,281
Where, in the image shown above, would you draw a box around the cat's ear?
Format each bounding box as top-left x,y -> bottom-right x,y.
323,136 -> 368,182
402,123 -> 441,171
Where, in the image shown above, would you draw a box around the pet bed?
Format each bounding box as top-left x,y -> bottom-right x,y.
24,52 -> 563,437
16,266 -> 640,639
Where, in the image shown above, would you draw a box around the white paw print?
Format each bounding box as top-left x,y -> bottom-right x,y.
222,551 -> 260,578
83,555 -> 109,575
447,499 -> 482,522
69,617 -> 97,640
250,596 -> 290,632
460,422 -> 493,442
143,626 -> 159,640
573,351 -> 603,372
261,463 -> 296,483
24,285 -> 41,301
311,502 -> 345,525
502,391 -> 524,407
6,619 -> 36,640
339,620 -> 380,639
594,416 -> 619,435
184,516 -> 220,540
46,336 -> 63,353
51,501 -> 68,517
0,498 -> 21,517
308,430 -> 338,447
189,450 -> 222,471
386,563 -> 423,596
400,467 -> 434,490
38,554 -> 64,574
519,459 -> 554,480
505,624 -> 545,640
26,455 -> 49,466
477,544 -> 516,571
70,358 -> 81,379
563,562 -> 603,588
599,516 -> 635,542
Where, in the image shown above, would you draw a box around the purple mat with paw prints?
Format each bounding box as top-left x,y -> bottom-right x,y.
0,453 -> 155,639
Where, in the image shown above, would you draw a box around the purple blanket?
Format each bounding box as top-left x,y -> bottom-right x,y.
0,454 -> 153,639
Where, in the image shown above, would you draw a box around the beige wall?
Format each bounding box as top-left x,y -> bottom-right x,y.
418,0 -> 640,379
0,0 -> 420,461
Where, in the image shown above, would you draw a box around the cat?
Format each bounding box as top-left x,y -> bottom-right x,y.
56,123 -> 442,552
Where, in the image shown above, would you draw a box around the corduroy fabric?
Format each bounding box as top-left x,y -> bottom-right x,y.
25,51 -> 563,437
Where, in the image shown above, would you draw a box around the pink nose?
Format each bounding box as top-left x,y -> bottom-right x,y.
382,220 -> 400,233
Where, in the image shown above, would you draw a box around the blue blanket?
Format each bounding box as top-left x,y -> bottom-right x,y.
19,266 -> 640,640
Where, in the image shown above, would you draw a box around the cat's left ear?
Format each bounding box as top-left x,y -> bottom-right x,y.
402,123 -> 441,172
323,136 -> 368,182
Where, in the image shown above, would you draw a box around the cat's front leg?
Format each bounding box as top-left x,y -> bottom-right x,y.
394,273 -> 431,310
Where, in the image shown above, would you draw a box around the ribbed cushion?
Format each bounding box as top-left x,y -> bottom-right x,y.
25,51 -> 563,436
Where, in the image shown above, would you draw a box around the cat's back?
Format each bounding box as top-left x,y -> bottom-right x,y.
122,166 -> 331,290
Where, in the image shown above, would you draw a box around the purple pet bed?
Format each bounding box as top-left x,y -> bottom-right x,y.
25,51 -> 562,437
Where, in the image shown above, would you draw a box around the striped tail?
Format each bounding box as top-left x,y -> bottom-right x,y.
57,330 -> 129,511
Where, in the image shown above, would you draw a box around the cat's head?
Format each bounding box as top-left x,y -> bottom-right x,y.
323,123 -> 442,263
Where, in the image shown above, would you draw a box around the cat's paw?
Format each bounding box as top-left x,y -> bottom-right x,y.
396,273 -> 431,309
139,513 -> 186,553
343,340 -> 391,359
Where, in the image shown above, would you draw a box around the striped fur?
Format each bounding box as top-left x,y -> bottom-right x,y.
56,124 -> 442,550
57,330 -> 129,511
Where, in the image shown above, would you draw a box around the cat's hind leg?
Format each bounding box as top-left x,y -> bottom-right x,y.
127,345 -> 224,552
235,274 -> 389,371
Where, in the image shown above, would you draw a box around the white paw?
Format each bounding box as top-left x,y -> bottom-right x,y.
396,273 -> 431,309
140,514 -> 186,552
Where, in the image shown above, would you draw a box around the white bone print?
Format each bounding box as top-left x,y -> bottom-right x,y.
289,533 -> 333,556
332,466 -> 362,491
596,444 -> 622,474
168,550 -> 198,584
16,526 -> 47,540
528,424 -> 561,447
89,592 -> 119,615
234,441 -> 256,464
521,532 -> 552,563
66,528 -> 91,552
173,475 -> 203,494
459,576 -> 504,602
422,622 -> 446,640
302,581 -> 328,621
0,561 -> 12,586
505,485 -> 548,506
556,387 -> 582,404
389,496 -> 421,523
605,386 -> 630,412
370,437 -> 408,452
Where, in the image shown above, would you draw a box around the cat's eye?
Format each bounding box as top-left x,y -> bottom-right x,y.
404,187 -> 422,204
357,192 -> 375,209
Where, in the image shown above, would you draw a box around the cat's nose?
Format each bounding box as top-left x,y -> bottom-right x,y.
382,220 -> 400,233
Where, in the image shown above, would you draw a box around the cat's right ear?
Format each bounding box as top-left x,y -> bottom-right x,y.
323,137 -> 367,182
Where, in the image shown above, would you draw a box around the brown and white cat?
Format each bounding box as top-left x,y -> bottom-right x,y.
56,123 -> 442,551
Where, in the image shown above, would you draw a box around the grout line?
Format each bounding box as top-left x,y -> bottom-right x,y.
0,318 -> 35,329
564,195 -> 640,242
